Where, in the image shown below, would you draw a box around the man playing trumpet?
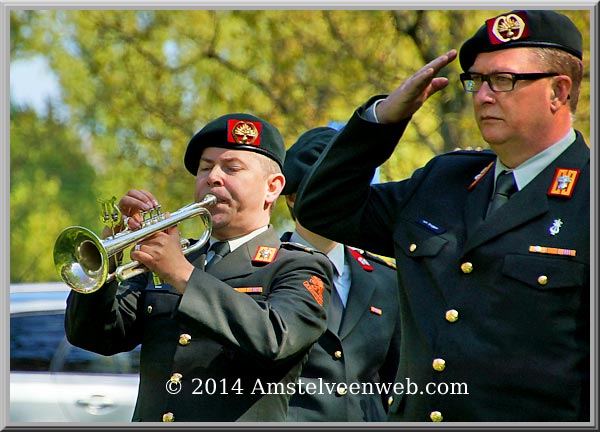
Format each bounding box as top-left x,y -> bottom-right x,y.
64,113 -> 333,422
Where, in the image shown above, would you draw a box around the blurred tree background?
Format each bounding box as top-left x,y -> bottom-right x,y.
10,9 -> 591,282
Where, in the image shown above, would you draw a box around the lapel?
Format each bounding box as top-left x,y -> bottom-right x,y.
464,138 -> 589,254
337,247 -> 377,339
463,162 -> 495,237
206,227 -> 281,281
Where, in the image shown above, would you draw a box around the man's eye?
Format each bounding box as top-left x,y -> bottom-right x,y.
495,75 -> 513,83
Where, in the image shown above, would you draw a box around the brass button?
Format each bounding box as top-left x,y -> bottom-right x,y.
537,275 -> 548,286
337,386 -> 348,396
162,412 -> 175,422
179,333 -> 192,346
147,305 -> 153,314
445,309 -> 459,323
409,243 -> 417,252
430,411 -> 443,422
388,396 -> 394,406
460,262 -> 473,274
170,373 -> 183,384
432,358 -> 446,372
334,350 -> 343,359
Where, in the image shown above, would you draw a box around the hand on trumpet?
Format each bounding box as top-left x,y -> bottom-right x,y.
117,189 -> 195,293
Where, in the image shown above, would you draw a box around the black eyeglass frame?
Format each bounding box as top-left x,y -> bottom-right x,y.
460,72 -> 560,93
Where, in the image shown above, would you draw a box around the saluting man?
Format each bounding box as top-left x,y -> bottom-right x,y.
295,10 -> 589,422
281,127 -> 401,422
65,113 -> 333,422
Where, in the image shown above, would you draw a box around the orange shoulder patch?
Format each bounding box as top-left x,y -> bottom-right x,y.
303,276 -> 324,306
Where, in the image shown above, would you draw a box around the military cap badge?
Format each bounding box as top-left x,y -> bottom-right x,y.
228,119 -> 262,147
487,11 -> 530,45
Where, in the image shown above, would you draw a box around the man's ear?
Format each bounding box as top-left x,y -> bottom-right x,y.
265,172 -> 285,207
550,75 -> 572,111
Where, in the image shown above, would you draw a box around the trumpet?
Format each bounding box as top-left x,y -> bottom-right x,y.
53,194 -> 217,294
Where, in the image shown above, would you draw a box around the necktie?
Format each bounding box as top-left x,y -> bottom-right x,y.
486,170 -> 517,218
328,271 -> 345,333
206,241 -> 230,270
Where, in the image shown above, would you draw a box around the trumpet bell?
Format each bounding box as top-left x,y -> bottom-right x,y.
53,226 -> 109,294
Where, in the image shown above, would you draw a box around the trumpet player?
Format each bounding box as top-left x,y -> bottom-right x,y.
64,113 -> 333,422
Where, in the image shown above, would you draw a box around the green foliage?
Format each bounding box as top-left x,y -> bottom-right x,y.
10,9 -> 591,282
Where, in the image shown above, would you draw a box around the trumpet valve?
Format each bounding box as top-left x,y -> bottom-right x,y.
141,205 -> 166,227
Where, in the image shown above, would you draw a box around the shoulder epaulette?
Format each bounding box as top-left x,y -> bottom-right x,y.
349,247 -> 397,270
280,241 -> 316,254
448,147 -> 495,157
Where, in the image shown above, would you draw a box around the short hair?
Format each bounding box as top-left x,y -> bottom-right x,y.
529,47 -> 584,114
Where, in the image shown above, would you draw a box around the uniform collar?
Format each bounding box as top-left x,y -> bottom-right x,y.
211,225 -> 269,253
494,128 -> 576,191
289,231 -> 345,277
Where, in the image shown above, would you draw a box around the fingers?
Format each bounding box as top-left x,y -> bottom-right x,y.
118,189 -> 161,230
376,49 -> 457,124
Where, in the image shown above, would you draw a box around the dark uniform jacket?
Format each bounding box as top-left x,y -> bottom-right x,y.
65,227 -> 333,422
281,233 -> 402,422
295,98 -> 590,422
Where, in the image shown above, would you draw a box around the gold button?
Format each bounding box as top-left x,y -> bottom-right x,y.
432,358 -> 446,372
460,262 -> 473,273
388,396 -> 394,406
538,275 -> 548,285
147,305 -> 153,314
409,243 -> 417,252
179,334 -> 192,346
445,309 -> 459,323
162,412 -> 175,422
334,350 -> 343,359
337,386 -> 347,396
430,411 -> 443,422
170,373 -> 182,384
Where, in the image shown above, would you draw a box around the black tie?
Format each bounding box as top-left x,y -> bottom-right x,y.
206,241 -> 230,270
486,170 -> 517,218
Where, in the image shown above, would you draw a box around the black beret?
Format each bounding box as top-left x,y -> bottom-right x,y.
184,113 -> 285,175
282,127 -> 337,195
459,10 -> 583,72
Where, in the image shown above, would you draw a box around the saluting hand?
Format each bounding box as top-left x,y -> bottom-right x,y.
376,49 -> 457,124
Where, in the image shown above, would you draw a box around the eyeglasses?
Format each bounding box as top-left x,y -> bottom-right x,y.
460,72 -> 559,93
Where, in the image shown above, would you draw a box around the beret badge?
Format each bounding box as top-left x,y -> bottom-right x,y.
487,11 -> 530,45
228,119 -> 262,147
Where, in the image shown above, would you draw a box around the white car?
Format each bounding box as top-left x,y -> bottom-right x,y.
10,282 -> 140,423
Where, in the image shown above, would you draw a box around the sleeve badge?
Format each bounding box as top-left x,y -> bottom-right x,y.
303,276 -> 325,306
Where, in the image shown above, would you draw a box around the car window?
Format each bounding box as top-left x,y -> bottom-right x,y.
10,311 -> 64,371
11,311 -> 140,375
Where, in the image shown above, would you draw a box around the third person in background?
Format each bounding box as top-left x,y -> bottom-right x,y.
281,127 -> 401,422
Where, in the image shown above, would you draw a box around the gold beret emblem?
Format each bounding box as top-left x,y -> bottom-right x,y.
232,121 -> 259,145
492,13 -> 527,43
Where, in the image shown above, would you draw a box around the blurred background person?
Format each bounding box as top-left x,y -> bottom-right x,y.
282,127 -> 401,422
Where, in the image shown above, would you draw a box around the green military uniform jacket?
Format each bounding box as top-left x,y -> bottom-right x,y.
65,227 -> 333,422
282,235 -> 401,422
295,97 -> 590,422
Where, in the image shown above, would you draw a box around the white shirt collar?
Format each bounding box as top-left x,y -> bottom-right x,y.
494,128 -> 576,190
211,225 -> 269,253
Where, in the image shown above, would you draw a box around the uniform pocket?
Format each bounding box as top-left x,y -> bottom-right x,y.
502,254 -> 586,290
394,222 -> 448,258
